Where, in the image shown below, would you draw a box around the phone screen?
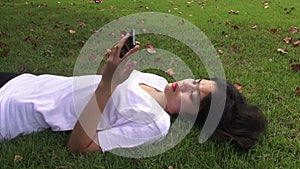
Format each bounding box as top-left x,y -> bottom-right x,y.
120,29 -> 136,58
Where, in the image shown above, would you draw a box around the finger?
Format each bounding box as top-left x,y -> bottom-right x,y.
124,61 -> 137,75
122,45 -> 140,60
114,34 -> 130,57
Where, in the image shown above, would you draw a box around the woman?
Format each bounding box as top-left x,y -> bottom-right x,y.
0,35 -> 267,153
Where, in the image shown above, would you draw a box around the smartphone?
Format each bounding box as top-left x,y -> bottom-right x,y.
120,29 -> 136,58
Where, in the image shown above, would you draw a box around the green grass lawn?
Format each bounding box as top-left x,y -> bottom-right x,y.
0,0 -> 299,168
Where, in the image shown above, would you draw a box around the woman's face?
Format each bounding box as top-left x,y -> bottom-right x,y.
164,78 -> 217,115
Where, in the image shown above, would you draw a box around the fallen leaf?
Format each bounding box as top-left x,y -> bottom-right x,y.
228,9 -> 239,14
264,6 -> 270,9
146,44 -> 156,54
23,36 -> 32,42
277,48 -> 289,54
289,26 -> 299,34
0,42 -> 7,48
291,64 -> 300,71
289,59 -> 299,64
270,28 -> 278,33
69,29 -> 76,34
283,37 -> 292,44
285,7 -> 295,15
70,2 -> 76,6
165,68 -> 176,76
225,21 -> 231,25
0,49 -> 10,57
217,49 -> 224,55
79,22 -> 86,27
294,87 -> 300,96
178,11 -> 183,14
262,1 -> 270,5
89,54 -> 96,61
230,45 -> 238,52
54,24 -> 61,29
233,25 -> 239,30
233,83 -> 242,93
222,31 -> 228,37
293,39 -> 300,47
168,166 -> 174,169
95,0 -> 103,3
178,20 -> 185,25
154,57 -> 161,63
141,28 -> 147,33
252,25 -> 258,29
78,41 -> 85,46
14,155 -> 23,162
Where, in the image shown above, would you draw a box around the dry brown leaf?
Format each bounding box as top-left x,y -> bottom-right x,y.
89,54 -> 96,62
261,1 -> 270,5
283,37 -> 292,44
165,68 -> 176,76
95,0 -> 103,3
233,83 -> 242,93
277,48 -> 288,54
291,64 -> 300,71
0,49 -> 10,57
23,36 -> 31,42
54,24 -> 61,29
228,9 -> 239,14
233,25 -> 239,30
270,28 -> 278,33
230,45 -> 238,52
289,26 -> 299,34
0,42 -> 7,48
252,25 -> 258,30
69,29 -> 76,34
293,39 -> 300,47
178,19 -> 185,25
78,41 -> 85,47
289,59 -> 300,64
14,155 -> 23,162
294,87 -> 300,96
154,57 -> 161,63
146,44 -> 156,54
217,49 -> 224,55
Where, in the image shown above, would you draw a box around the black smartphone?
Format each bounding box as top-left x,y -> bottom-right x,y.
120,29 -> 136,58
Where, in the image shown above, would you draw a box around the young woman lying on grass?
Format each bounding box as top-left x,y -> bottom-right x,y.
0,35 -> 268,153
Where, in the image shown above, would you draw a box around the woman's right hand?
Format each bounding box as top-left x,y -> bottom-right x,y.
100,34 -> 140,90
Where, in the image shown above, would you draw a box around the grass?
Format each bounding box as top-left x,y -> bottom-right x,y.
0,0 -> 300,168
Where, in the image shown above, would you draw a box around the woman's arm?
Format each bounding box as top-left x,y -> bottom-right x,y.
68,35 -> 139,153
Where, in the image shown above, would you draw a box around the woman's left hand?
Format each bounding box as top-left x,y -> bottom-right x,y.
100,34 -> 139,90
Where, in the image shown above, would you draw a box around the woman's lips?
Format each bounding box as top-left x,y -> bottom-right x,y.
172,82 -> 178,91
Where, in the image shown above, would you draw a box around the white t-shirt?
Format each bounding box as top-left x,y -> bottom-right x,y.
0,70 -> 170,152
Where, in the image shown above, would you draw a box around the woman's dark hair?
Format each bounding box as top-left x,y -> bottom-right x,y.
196,78 -> 268,150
